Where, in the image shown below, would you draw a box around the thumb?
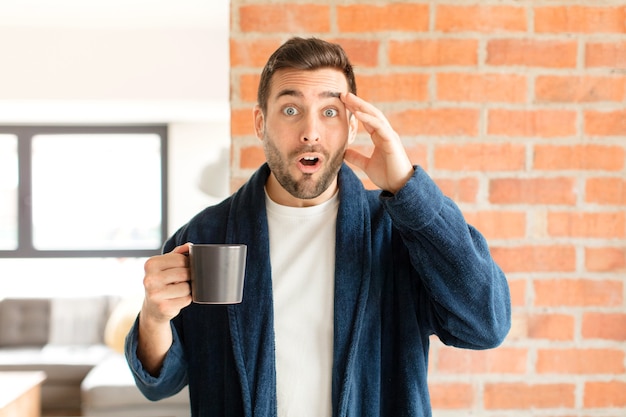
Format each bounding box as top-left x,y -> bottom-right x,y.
344,148 -> 369,171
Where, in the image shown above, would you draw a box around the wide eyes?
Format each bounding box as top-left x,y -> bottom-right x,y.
281,106 -> 339,118
283,106 -> 299,116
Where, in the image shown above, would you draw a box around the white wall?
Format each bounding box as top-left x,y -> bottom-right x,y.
168,122 -> 231,233
0,27 -> 226,102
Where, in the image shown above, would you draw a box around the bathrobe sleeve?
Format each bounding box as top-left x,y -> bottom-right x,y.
381,166 -> 511,349
125,316 -> 189,401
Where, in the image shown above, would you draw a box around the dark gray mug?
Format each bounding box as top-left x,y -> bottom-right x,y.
189,244 -> 247,304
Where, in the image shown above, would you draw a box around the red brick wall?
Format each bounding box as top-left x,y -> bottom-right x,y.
230,1 -> 626,414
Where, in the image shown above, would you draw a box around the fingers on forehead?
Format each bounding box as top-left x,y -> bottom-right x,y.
347,94 -> 384,116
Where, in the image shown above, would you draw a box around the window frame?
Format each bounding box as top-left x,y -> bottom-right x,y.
0,125 -> 168,258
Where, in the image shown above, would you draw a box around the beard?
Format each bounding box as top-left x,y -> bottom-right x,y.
262,133 -> 345,200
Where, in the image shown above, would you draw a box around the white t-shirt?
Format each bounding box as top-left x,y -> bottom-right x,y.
265,189 -> 338,417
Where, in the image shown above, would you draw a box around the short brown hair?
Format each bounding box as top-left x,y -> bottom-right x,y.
257,37 -> 357,113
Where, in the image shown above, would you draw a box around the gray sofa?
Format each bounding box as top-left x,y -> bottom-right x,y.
0,296 -> 189,416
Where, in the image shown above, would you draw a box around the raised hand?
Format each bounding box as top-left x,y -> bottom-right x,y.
341,93 -> 413,194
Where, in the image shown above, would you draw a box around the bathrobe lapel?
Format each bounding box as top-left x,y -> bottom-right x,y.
224,164 -> 371,417
224,165 -> 276,417
332,165 -> 372,417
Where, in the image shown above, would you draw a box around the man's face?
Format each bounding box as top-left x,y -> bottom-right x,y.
254,68 -> 357,207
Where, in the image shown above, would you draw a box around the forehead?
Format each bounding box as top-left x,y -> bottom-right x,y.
268,68 -> 349,101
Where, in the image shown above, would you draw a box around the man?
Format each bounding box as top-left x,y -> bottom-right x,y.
126,37 -> 511,417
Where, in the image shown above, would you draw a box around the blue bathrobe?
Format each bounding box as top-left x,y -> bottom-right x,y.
126,163 -> 511,417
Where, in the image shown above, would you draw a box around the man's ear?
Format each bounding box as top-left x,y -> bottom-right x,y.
253,105 -> 264,140
347,112 -> 358,144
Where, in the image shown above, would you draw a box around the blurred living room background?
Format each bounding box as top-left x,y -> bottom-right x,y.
0,0 -> 230,299
0,2 -> 229,415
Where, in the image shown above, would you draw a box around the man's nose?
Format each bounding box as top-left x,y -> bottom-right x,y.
301,114 -> 320,142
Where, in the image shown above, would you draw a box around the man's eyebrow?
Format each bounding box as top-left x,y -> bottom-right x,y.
323,91 -> 341,99
274,89 -> 342,100
276,89 -> 302,99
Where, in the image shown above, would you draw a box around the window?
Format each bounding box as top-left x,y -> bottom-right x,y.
0,125 -> 168,258
0,134 -> 18,250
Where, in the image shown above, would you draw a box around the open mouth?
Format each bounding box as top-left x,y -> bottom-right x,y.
300,156 -> 319,166
297,154 -> 322,173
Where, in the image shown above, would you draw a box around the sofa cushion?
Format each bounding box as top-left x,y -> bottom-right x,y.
82,354 -> 190,416
48,297 -> 113,346
0,296 -> 118,413
104,295 -> 143,354
0,298 -> 50,347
